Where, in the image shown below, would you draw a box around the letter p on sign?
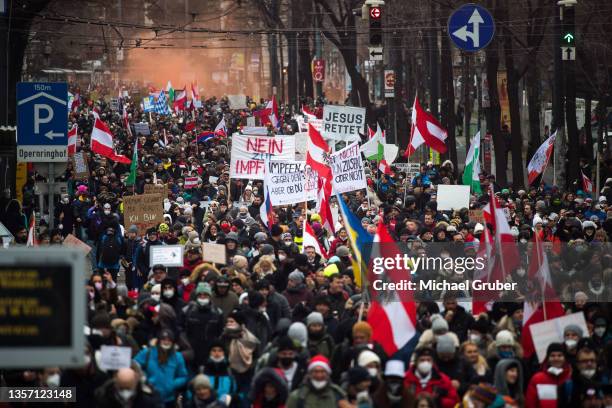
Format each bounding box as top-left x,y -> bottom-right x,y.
34,104 -> 53,134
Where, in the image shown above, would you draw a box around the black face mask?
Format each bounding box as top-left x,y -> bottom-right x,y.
279,357 -> 294,369
387,381 -> 402,395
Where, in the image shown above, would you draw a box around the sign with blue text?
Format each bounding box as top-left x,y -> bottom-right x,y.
448,4 -> 495,52
17,82 -> 68,162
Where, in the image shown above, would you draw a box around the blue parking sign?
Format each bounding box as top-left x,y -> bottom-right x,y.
17,82 -> 68,162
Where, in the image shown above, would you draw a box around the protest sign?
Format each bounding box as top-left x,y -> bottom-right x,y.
72,151 -> 89,179
330,141 -> 367,194
394,163 -> 421,182
202,243 -> 227,265
322,105 -> 365,142
227,94 -> 247,110
122,194 -> 164,235
246,116 -> 256,127
99,346 -> 131,371
230,134 -> 295,179
468,209 -> 485,224
143,97 -> 154,113
529,312 -> 588,362
437,185 -> 470,211
134,122 -> 150,136
265,161 -> 317,206
144,184 -> 167,197
240,127 -> 269,136
294,132 -> 308,160
110,98 -> 119,111
63,234 -> 91,255
150,245 -> 184,267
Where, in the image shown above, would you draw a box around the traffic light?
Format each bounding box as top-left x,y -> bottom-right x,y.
369,6 -> 382,46
562,6 -> 575,46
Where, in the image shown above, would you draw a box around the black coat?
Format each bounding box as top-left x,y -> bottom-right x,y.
94,379 -> 163,408
183,302 -> 224,369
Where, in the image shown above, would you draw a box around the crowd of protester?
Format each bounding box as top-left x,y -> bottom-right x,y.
0,85 -> 611,408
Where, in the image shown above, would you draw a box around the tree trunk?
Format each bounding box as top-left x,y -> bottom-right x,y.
565,60 -> 580,187
440,26 -> 457,172
298,45 -> 314,100
584,98 -> 593,163
428,1 -> 439,117
526,65 -> 541,162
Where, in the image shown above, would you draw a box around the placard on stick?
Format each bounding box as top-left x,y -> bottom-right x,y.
122,194 -> 164,235
437,185 -> 470,211
201,242 -> 226,265
144,184 -> 168,197
72,152 -> 89,179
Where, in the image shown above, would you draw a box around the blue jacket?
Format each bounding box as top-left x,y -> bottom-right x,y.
134,347 -> 189,403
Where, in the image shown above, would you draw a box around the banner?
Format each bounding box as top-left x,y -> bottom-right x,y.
143,96 -> 154,113
330,141 -> 367,194
72,152 -> 89,179
134,122 -> 150,136
322,105 -> 365,142
265,161 -> 317,206
150,245 -> 184,267
230,134 -> 295,179
122,194 -> 164,235
227,94 -> 247,110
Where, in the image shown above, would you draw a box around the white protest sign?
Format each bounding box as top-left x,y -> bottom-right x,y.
294,132 -> 308,161
437,185 -> 470,211
265,161 -> 317,206
246,116 -> 256,127
99,346 -> 132,371
134,122 -> 150,136
149,245 -> 184,267
322,105 -> 365,142
201,242 -> 226,265
529,312 -> 588,363
240,127 -> 269,136
230,134 -> 295,179
330,141 -> 367,194
394,163 -> 421,182
227,94 -> 247,110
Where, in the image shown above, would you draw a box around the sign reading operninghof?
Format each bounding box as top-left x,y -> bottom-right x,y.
265,161 -> 318,206
230,134 -> 295,179
322,105 -> 365,142
330,141 -> 367,194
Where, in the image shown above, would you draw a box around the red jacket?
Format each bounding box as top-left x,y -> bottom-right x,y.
404,366 -> 458,408
525,365 -> 572,408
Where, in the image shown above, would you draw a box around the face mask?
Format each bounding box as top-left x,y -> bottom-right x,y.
469,333 -> 482,343
239,213 -> 247,219
595,327 -> 606,337
547,366 -> 563,376
181,278 -> 190,286
118,389 -> 135,400
278,254 -> 287,262
417,361 -> 432,375
581,369 -> 596,379
83,355 -> 91,366
197,298 -> 210,307
150,294 -> 161,303
516,268 -> 526,277
499,351 -> 515,358
565,339 -> 577,349
311,380 -> 327,390
279,357 -> 294,368
163,289 -> 174,299
367,368 -> 378,377
46,374 -> 60,388
62,198 -> 69,204
210,355 -> 225,363
94,282 -> 103,291
104,210 -> 111,215
160,343 -> 172,351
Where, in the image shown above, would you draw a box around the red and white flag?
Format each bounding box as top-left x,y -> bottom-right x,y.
122,106 -> 133,137
173,88 -> 187,112
265,97 -> 279,128
521,234 -> 565,360
316,177 -> 336,236
404,96 -> 447,158
368,221 -> 417,355
527,132 -> 556,185
214,117 -> 227,138
91,118 -> 131,164
581,171 -> 593,193
184,176 -> 199,189
303,219 -> 328,258
306,123 -> 332,180
378,159 -> 394,176
191,82 -> 200,101
26,215 -> 37,247
472,222 -> 495,315
302,105 -> 317,122
67,124 -> 78,156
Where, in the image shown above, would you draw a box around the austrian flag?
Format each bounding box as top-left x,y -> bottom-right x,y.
90,118 -> 131,164
67,124 -> 78,156
404,96 -> 447,158
527,132 -> 556,185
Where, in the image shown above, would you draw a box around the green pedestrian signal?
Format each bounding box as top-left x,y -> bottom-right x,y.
563,33 -> 574,44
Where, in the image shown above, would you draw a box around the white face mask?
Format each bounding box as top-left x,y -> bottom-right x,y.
547,366 -> 563,376
163,289 -> 174,299
311,379 -> 327,390
150,294 -> 161,303
417,361 -> 433,375
197,298 -> 210,307
581,369 -> 596,379
516,268 -> 526,277
564,339 -> 577,349
62,198 -> 69,204
210,355 -> 225,363
181,278 -> 190,286
367,368 -> 378,377
46,373 -> 60,388
118,389 -> 135,401
469,333 -> 482,343
594,327 -> 606,337
104,210 -> 111,215
278,254 -> 287,262
160,343 -> 173,351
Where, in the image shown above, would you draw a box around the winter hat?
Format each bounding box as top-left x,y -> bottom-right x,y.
436,334 -> 457,355
306,312 -> 324,326
260,244 -> 275,255
336,246 -> 350,257
128,225 -> 139,234
546,342 -> 565,359
195,282 -> 212,296
495,330 -> 515,347
238,292 -> 249,304
474,223 -> 484,233
254,232 -> 268,243
232,255 -> 248,269
288,270 -> 305,283
431,315 -> 449,335
563,324 -> 584,339
471,383 -> 498,405
270,224 -> 283,237
277,335 -> 296,352
308,355 -> 331,374
352,321 -> 373,339
158,328 -> 175,342
288,322 -> 308,348
347,366 -> 370,385
384,360 -> 406,378
228,310 -> 245,326
414,347 -> 435,360
357,350 -> 381,367
192,374 -> 211,389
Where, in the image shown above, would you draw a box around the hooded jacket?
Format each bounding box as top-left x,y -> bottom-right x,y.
403,365 -> 459,408
525,362 -> 571,408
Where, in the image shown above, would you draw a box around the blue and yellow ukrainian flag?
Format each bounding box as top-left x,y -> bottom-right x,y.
337,194 -> 373,287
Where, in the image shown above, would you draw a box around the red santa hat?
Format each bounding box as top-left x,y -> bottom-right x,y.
308,355 -> 331,374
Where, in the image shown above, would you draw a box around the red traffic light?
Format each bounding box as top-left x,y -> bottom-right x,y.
369,6 -> 381,19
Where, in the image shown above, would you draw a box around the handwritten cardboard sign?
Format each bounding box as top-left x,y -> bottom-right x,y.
122,194 -> 164,235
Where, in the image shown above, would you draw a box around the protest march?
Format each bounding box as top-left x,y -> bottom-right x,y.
1,83 -> 611,408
